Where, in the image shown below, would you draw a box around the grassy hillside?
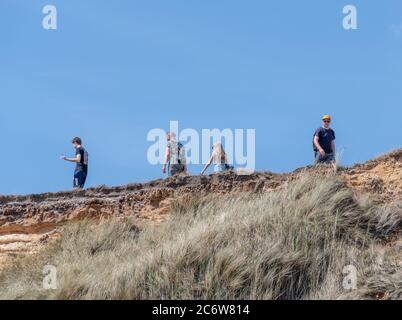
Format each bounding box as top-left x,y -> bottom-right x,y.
0,174 -> 401,300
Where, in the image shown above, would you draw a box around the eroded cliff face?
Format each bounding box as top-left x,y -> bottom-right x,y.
1,149 -> 401,267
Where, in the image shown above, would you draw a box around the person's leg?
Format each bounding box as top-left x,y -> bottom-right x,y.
169,164 -> 179,176
74,170 -> 86,189
79,171 -> 87,188
325,153 -> 335,164
73,170 -> 80,188
314,151 -> 322,164
214,164 -> 227,173
170,164 -> 186,176
169,165 -> 175,176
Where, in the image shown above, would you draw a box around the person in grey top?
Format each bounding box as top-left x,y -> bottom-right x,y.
162,132 -> 187,177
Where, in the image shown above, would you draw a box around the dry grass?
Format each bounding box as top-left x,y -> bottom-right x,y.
0,174 -> 401,300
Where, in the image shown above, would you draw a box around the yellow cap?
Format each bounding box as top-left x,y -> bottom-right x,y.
322,115 -> 331,120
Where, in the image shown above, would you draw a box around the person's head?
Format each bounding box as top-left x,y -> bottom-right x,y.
72,137 -> 82,148
166,132 -> 176,142
322,115 -> 332,128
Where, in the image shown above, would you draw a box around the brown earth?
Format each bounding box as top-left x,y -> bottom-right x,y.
0,149 -> 401,268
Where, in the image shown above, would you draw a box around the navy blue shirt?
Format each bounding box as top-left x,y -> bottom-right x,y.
75,146 -> 88,172
313,127 -> 335,154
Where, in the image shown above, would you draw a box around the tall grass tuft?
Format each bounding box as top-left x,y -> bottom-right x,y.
0,174 -> 401,300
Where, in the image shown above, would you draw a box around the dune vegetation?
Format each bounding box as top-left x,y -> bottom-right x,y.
0,174 -> 401,300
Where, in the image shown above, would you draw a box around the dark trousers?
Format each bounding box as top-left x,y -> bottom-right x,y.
314,152 -> 335,164
169,164 -> 185,176
74,169 -> 87,189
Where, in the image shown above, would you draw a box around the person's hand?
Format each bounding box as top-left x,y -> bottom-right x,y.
60,155 -> 67,160
319,149 -> 326,157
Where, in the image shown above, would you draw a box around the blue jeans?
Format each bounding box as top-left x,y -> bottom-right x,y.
74,170 -> 87,189
315,152 -> 335,164
214,164 -> 231,173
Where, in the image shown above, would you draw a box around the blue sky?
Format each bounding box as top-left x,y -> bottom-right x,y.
0,0 -> 401,195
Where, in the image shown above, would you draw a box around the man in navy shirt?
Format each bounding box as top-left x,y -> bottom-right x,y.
61,137 -> 89,189
313,115 -> 336,164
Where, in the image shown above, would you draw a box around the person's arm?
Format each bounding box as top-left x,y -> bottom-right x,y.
313,134 -> 325,156
162,146 -> 170,174
200,155 -> 214,176
61,154 -> 81,163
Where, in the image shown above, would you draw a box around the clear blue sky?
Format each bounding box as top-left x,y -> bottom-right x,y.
1,0 -> 401,195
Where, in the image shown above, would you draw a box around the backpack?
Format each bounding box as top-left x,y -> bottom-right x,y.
83,149 -> 89,165
177,142 -> 186,165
